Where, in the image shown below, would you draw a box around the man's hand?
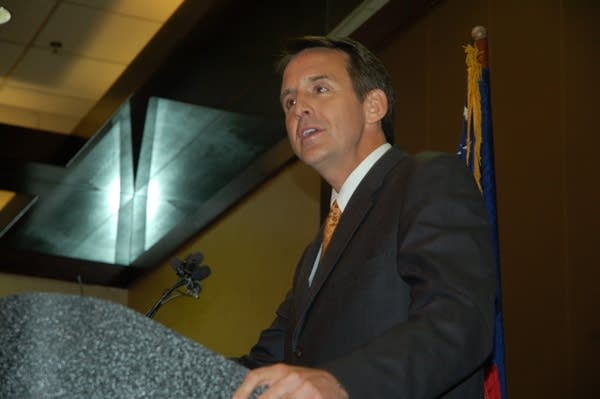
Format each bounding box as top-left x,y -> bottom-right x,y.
232,364 -> 349,399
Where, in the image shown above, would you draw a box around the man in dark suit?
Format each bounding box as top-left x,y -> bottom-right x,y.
233,36 -> 496,399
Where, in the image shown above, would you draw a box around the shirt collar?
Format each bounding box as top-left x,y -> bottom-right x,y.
331,143 -> 391,212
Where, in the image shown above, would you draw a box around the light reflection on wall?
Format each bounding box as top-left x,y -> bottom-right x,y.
133,97 -> 283,256
2,97 -> 284,267
146,178 -> 160,225
0,104 -> 134,265
108,178 -> 122,215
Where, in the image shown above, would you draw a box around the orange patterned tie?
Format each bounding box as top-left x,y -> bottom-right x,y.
322,200 -> 341,255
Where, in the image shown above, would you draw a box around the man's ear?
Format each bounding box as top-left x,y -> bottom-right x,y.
363,89 -> 388,125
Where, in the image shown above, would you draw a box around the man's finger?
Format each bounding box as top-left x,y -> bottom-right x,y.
251,369 -> 304,399
232,369 -> 269,399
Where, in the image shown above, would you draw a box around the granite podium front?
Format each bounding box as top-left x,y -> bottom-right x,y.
0,292 -> 259,398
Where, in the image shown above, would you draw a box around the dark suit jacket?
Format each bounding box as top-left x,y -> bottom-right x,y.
239,147 -> 496,398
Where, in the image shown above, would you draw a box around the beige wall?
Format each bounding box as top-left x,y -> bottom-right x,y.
377,0 -> 599,397
127,160 -> 320,357
0,271 -> 128,305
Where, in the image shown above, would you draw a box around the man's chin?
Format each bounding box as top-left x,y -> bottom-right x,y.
298,149 -> 326,167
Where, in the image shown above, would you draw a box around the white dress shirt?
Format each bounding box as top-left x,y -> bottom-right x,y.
308,143 -> 392,285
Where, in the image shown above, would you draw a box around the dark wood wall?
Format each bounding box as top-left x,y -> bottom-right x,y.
369,0 -> 599,397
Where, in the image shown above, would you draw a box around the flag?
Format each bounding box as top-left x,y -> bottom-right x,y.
457,26 -> 507,399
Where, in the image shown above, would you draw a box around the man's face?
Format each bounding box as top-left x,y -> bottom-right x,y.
280,48 -> 368,177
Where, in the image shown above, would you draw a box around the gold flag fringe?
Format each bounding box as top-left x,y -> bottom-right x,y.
464,44 -> 483,192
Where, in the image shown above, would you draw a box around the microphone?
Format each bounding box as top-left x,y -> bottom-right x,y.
146,252 -> 211,318
171,253 -> 211,298
190,265 -> 211,281
184,265 -> 211,299
172,252 -> 204,279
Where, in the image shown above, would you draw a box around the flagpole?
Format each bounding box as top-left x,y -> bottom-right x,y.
470,25 -> 508,399
471,26 -> 488,67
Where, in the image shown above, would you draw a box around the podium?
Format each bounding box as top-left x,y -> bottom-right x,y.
0,292 -> 257,398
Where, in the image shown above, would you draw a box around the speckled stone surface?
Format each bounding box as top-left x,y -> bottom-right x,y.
0,292 -> 257,398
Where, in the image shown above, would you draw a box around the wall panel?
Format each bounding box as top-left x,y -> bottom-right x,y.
564,0 -> 600,396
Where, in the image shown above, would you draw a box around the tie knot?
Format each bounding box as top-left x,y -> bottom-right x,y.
322,201 -> 341,255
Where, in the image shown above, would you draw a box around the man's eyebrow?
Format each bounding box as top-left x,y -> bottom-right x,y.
280,88 -> 294,102
308,74 -> 330,83
280,75 -> 332,101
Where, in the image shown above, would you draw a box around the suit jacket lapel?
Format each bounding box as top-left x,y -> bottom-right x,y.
294,147 -> 407,336
293,232 -> 322,312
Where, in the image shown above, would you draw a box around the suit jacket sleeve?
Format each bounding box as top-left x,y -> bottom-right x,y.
320,154 -> 496,398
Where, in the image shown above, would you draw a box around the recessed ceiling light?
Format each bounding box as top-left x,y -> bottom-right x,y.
0,6 -> 11,24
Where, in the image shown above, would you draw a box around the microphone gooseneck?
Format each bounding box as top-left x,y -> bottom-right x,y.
146,252 -> 211,318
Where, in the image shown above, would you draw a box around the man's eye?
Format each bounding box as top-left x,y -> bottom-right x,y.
316,86 -> 329,94
285,98 -> 296,109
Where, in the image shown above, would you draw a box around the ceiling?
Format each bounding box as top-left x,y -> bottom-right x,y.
0,0 -> 399,137
0,0 -> 438,287
0,0 -> 186,135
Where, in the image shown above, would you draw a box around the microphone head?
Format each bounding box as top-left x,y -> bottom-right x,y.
190,265 -> 211,281
171,252 -> 205,278
170,257 -> 187,277
185,252 -> 204,266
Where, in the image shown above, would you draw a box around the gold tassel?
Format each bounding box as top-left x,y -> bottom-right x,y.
464,44 -> 483,192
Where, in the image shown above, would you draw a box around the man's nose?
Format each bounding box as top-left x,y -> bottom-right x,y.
294,95 -> 313,118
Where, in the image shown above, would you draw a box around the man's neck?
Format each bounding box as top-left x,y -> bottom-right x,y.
330,143 -> 391,211
325,143 -> 387,191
